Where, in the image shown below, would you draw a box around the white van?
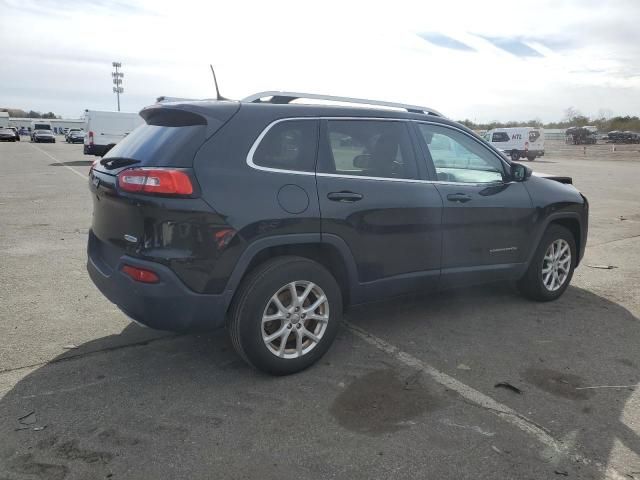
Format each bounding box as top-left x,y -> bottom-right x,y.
83,110 -> 144,156
483,127 -> 545,161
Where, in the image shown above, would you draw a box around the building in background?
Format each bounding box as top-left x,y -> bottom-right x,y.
0,112 -> 9,128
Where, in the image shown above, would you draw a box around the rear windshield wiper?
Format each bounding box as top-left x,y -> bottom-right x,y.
99,158 -> 141,170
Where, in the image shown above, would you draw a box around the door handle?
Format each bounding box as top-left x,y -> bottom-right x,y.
447,193 -> 472,203
327,191 -> 363,202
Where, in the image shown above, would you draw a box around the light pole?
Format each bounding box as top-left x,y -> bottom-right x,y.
112,62 -> 124,112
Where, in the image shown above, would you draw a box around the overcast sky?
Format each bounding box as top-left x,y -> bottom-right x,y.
1,0 -> 639,121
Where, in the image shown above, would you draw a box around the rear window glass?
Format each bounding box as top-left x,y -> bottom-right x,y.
252,120 -> 318,172
102,124 -> 206,168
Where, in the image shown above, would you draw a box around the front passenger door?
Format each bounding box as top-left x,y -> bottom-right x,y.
415,123 -> 535,286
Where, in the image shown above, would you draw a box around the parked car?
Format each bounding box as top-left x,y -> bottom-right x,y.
68,130 -> 85,144
30,121 -> 51,141
32,129 -> 55,143
65,128 -> 76,141
6,126 -> 20,141
19,127 -> 28,136
0,127 -> 17,142
87,91 -> 589,375
66,128 -> 83,142
606,130 -> 640,144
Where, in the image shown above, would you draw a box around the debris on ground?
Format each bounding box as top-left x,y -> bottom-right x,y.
494,382 -> 523,394
16,411 -> 46,432
491,445 -> 503,454
17,411 -> 36,425
403,371 -> 422,390
456,363 -> 471,371
554,470 -> 569,476
63,344 -> 78,350
586,264 -> 618,270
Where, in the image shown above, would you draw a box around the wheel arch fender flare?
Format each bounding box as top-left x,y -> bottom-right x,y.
524,212 -> 583,270
223,233 -> 359,306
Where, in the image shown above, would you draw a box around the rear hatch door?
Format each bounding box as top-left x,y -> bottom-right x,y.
89,101 -> 240,270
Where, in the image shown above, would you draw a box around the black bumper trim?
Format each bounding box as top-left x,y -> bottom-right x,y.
87,248 -> 232,332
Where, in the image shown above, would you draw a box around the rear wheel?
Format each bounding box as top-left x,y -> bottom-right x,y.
228,256 -> 342,375
511,150 -> 520,162
527,154 -> 536,161
518,224 -> 576,301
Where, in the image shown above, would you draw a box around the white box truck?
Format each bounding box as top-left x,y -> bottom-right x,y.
83,110 -> 144,156
483,127 -> 545,161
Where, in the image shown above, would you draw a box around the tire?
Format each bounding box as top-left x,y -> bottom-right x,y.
511,150 -> 520,162
228,256 -> 342,375
517,224 -> 576,302
527,154 -> 536,161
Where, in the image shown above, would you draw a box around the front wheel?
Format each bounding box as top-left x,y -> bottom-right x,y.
511,150 -> 520,162
228,256 -> 342,375
527,154 -> 536,161
518,225 -> 576,301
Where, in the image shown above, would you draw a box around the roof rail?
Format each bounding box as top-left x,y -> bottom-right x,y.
242,91 -> 444,117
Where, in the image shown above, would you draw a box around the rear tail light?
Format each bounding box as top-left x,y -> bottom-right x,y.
117,168 -> 194,195
121,265 -> 160,283
88,131 -> 94,145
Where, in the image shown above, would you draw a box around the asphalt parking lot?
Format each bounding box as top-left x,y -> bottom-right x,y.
1,138 -> 639,479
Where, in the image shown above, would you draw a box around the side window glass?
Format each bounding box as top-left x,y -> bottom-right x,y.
417,124 -> 505,183
492,132 -> 509,142
253,120 -> 317,172
322,120 -> 417,180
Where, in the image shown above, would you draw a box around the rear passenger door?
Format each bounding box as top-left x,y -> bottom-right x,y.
414,122 -> 535,287
316,119 -> 442,299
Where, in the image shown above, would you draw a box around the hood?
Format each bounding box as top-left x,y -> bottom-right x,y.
532,171 -> 572,185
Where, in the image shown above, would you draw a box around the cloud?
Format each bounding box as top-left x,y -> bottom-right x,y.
0,0 -> 639,121
418,33 -> 475,52
479,36 -> 543,58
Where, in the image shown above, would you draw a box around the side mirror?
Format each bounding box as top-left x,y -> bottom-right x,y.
353,154 -> 372,169
511,163 -> 532,182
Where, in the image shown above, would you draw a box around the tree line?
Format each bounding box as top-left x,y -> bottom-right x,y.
0,108 -> 60,119
459,107 -> 640,132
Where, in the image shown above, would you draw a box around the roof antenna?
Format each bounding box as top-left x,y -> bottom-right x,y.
210,65 -> 228,101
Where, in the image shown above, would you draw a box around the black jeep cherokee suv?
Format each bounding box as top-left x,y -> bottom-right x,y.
87,91 -> 588,375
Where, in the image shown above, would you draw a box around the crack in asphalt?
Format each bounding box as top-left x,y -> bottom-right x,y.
0,334 -> 180,376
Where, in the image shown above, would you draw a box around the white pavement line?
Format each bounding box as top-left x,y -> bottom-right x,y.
28,143 -> 88,180
345,321 -> 627,480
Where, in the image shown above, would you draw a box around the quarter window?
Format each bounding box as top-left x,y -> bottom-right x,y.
321,120 -> 418,180
417,124 -> 505,183
253,120 -> 318,172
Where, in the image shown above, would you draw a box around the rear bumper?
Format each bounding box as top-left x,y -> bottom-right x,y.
87,232 -> 231,332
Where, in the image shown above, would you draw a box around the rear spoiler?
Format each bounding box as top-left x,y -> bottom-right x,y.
140,101 -> 240,137
156,96 -> 202,103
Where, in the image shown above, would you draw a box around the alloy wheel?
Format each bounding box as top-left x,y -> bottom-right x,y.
542,239 -> 571,291
261,281 -> 329,359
